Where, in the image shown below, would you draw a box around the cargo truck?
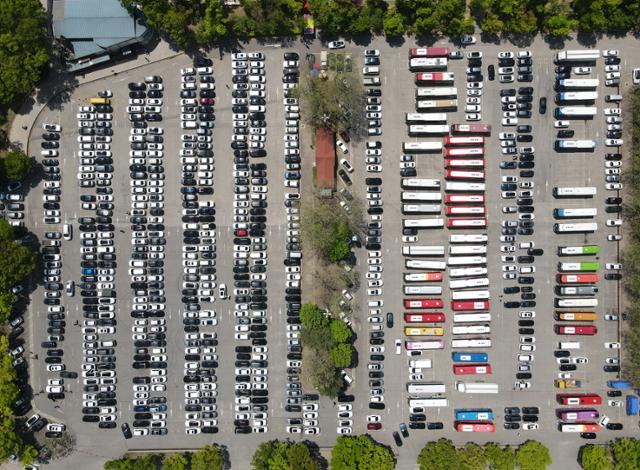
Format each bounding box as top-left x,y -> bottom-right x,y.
555,379 -> 582,389
626,395 -> 638,416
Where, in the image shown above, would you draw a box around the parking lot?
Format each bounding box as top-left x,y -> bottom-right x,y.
17,35 -> 640,468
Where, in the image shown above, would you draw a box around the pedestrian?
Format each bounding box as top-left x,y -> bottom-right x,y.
225,84 -> 230,89
22,125 -> 27,130
120,229 -> 125,233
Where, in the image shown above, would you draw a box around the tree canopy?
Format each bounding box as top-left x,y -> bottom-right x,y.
580,445 -> 612,470
331,435 -> 395,470
190,445 -> 224,470
515,441 -> 552,470
252,440 -> 321,470
1,149 -> 31,183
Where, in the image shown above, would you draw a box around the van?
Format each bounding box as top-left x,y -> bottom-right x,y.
100,340 -> 116,347
63,223 -> 72,240
287,251 -> 302,259
605,95 -> 622,102
286,112 -> 300,120
363,77 -> 381,86
559,342 -> 580,349
363,66 -> 380,75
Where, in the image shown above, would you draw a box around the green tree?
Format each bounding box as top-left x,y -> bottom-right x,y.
382,7 -> 407,36
195,0 -> 231,43
191,445 -> 224,470
610,438 -> 640,469
20,445 -> 39,466
330,319 -> 352,343
0,415 -> 22,463
0,291 -> 17,324
330,343 -> 353,368
300,303 -> 330,330
162,453 -> 188,470
331,435 -> 394,470
252,440 -> 320,470
0,236 -> 36,291
308,348 -> 343,397
458,443 -> 486,470
516,441 -> 552,470
0,336 -> 19,416
580,445 -> 612,470
417,438 -> 460,470
484,443 -> 515,470
2,150 -> 31,183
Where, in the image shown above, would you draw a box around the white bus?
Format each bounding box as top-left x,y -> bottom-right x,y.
449,277 -> 489,289
402,246 -> 446,256
416,87 -> 457,98
401,192 -> 442,202
451,290 -> 490,300
407,383 -> 446,394
451,339 -> 492,348
553,186 -> 597,198
406,113 -> 448,123
403,142 -> 443,153
406,260 -> 447,270
404,273 -> 443,282
446,206 -> 486,216
453,313 -> 491,323
402,204 -> 442,214
416,99 -> 458,110
409,57 -> 448,71
452,325 -> 491,335
556,298 -> 598,308
408,125 -> 450,136
449,245 -> 487,255
556,91 -> 598,102
554,107 -> 598,118
555,50 -> 600,62
455,381 -> 499,393
450,234 -> 488,244
556,139 -> 597,150
408,398 -> 449,408
447,256 -> 487,266
403,218 -> 445,229
404,285 -> 443,295
557,79 -> 600,89
553,223 -> 598,233
402,178 -> 441,189
449,267 -> 487,277
554,208 -> 597,218
445,182 -> 485,192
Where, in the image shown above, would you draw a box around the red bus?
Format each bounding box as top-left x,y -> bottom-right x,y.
445,159 -> 485,168
447,218 -> 487,229
415,72 -> 454,84
555,325 -> 597,335
453,364 -> 492,375
452,300 -> 490,311
558,274 -> 599,284
404,313 -> 446,323
445,170 -> 485,180
444,136 -> 485,146
444,147 -> 485,157
557,394 -> 602,406
456,422 -> 495,432
451,124 -> 492,135
446,206 -> 486,216
404,298 -> 444,309
445,194 -> 485,204
409,47 -> 449,58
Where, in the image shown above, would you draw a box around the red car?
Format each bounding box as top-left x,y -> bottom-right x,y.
200,98 -> 215,105
234,229 -> 247,237
367,423 -> 381,430
339,129 -> 350,143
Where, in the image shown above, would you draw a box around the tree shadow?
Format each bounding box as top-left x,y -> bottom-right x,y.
479,32 -> 502,45
576,31 -> 599,46
303,440 -> 329,470
543,34 -> 569,50
386,35 -> 406,48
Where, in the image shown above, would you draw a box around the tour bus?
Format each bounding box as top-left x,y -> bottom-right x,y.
415,72 -> 455,84
455,409 -> 494,421
556,312 -> 597,321
404,298 -> 444,309
445,182 -> 486,192
409,47 -> 450,58
453,364 -> 492,374
558,262 -> 600,272
557,394 -> 602,405
405,313 -> 446,323
450,123 -> 492,135
447,218 -> 488,229
404,272 -> 444,282
446,206 -> 486,216
449,277 -> 489,289
558,245 -> 600,255
407,382 -> 446,394
402,204 -> 442,214
416,87 -> 458,98
402,178 -> 441,189
555,140 -> 597,151
402,245 -> 445,256
559,409 -> 599,421
416,99 -> 458,110
403,142 -> 443,153
445,159 -> 485,169
456,382 -> 499,393
450,267 -> 488,277
401,192 -> 442,202
456,422 -> 495,432
558,274 -> 599,284
557,79 -> 600,89
556,298 -> 598,308
558,286 -> 598,296
406,260 -> 448,270
409,57 -> 448,71
405,340 -> 445,350
403,285 -> 443,295
443,147 -> 485,157
445,170 -> 485,181
556,91 -> 598,102
406,113 -> 448,123
404,327 -> 445,336
453,313 -> 491,323
553,208 -> 597,218
555,325 -> 597,335
450,234 -> 488,243
554,107 -> 598,118
403,219 -> 445,229
452,352 -> 488,362
451,339 -> 491,348
444,136 -> 485,146
448,245 -> 487,255
451,300 -> 490,311
447,257 -> 487,267
452,325 -> 491,335
408,125 -> 450,136
555,50 -> 600,62
90,97 -> 110,105
559,423 -> 599,433
553,186 -> 597,198
553,223 -> 598,233
408,398 -> 449,408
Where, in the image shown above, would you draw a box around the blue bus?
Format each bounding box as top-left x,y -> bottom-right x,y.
452,352 -> 488,363
455,409 -> 494,421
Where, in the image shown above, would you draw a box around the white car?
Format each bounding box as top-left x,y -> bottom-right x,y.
328,40 -> 345,49
519,311 -> 535,318
498,51 -> 514,59
606,219 -> 622,227
606,183 -> 622,190
502,118 -> 518,126
606,263 -> 622,270
574,67 -> 591,75
603,49 -> 619,57
523,423 -> 539,430
605,342 -> 621,349
609,400 -> 624,407
606,139 -> 623,146
465,113 -> 480,121
461,35 -> 476,44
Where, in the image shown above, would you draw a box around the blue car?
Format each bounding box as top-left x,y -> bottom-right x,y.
81,268 -> 96,275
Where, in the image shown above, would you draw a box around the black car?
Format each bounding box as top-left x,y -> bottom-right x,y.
392,431 -> 403,446
604,365 -> 620,372
488,65 -> 495,81
504,422 -> 520,430
581,432 -> 597,439
560,364 -> 577,371
505,414 -> 521,422
386,312 -> 394,328
607,423 -> 624,430
554,350 -> 570,357
504,301 -> 521,308
504,407 -> 520,414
